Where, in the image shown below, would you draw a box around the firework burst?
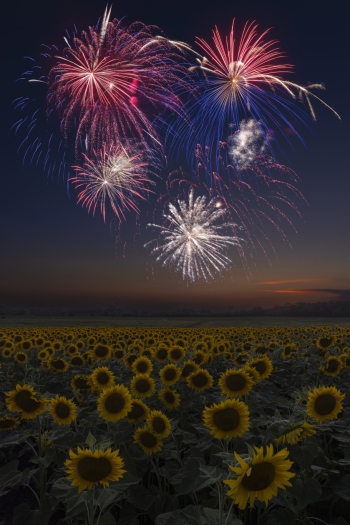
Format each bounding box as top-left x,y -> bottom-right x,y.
70,142 -> 156,222
145,189 -> 242,282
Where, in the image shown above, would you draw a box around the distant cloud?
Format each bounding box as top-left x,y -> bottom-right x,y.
256,279 -> 328,285
272,289 -> 350,299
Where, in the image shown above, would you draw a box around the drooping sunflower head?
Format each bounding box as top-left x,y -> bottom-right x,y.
91,367 -> 115,390
0,417 -> 20,431
47,357 -> 69,373
130,374 -> 156,398
306,385 -> 345,423
275,421 -> 317,445
6,384 -> 47,419
97,384 -> 132,422
146,410 -> 172,438
224,444 -> 295,509
71,375 -> 92,392
187,369 -> 213,392
203,398 -> 250,439
218,369 -> 254,398
246,356 -> 273,380
65,447 -> 126,492
320,356 -> 343,376
133,426 -> 163,455
132,356 -> 153,375
125,399 -> 150,423
49,396 -> 77,425
158,387 -> 181,410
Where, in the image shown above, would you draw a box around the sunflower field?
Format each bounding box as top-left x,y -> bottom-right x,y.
0,325 -> 350,525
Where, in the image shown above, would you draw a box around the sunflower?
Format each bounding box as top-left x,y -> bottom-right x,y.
49,396 -> 77,425
219,369 -> 254,398
132,356 -> 153,375
192,350 -> 208,365
234,352 -> 250,366
97,385 -> 132,422
0,417 -> 20,431
133,426 -> 163,455
47,357 -> 69,373
275,421 -> 316,445
124,354 -> 139,370
37,349 -> 49,361
2,348 -> 13,358
130,374 -> 155,398
246,356 -> 273,380
20,340 -> 33,351
70,354 -> 85,367
224,445 -> 295,509
168,345 -> 186,362
154,346 -> 169,363
125,399 -> 150,424
113,348 -> 125,360
203,398 -> 250,439
91,367 -> 115,390
187,369 -> 213,392
6,384 -> 47,419
91,344 -> 112,361
65,447 -> 126,492
71,375 -> 92,392
159,364 -> 182,386
146,410 -> 171,438
320,356 -> 343,376
181,360 -> 199,380
14,352 -> 28,364
316,335 -> 334,350
158,388 -> 181,410
306,385 -> 345,423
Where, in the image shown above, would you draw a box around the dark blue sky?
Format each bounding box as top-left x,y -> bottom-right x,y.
1,0 -> 349,309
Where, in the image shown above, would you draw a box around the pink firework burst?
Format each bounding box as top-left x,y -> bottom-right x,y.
70,142 -> 156,222
48,6 -> 189,153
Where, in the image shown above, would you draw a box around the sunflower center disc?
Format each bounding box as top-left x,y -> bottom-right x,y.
136,379 -> 151,393
128,403 -> 145,419
75,378 -> 90,389
77,457 -> 112,482
71,357 -> 83,365
164,369 -> 176,381
314,393 -> 337,415
157,349 -> 168,360
104,393 -> 125,413
115,350 -> 124,358
0,419 -> 16,429
182,365 -> 194,377
319,338 -> 333,348
226,374 -> 246,391
52,360 -> 65,370
171,349 -> 182,360
15,391 -> 41,412
326,359 -> 339,373
251,361 -> 267,375
140,431 -> 157,448
213,407 -> 240,431
192,373 -> 208,387
95,346 -> 108,357
97,372 -> 110,385
55,402 -> 70,419
164,391 -> 175,403
152,417 -> 166,433
241,462 -> 275,491
137,362 -> 148,373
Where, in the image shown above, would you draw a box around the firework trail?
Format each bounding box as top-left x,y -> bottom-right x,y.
167,20 -> 340,162
145,188 -> 242,282
70,142 -> 156,222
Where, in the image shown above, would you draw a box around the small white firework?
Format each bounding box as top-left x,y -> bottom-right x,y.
229,119 -> 267,170
145,189 -> 242,282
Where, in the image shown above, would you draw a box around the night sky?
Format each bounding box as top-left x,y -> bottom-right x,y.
1,0 -> 349,310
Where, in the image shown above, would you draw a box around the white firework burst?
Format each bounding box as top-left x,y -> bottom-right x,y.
228,119 -> 268,170
70,143 -> 156,221
145,189 -> 242,282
